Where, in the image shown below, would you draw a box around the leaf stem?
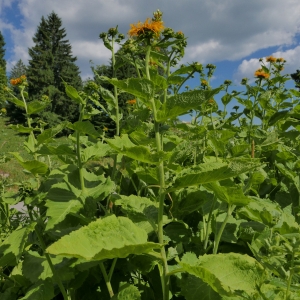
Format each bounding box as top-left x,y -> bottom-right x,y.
146,43 -> 169,300
99,262 -> 114,298
213,204 -> 236,254
27,207 -> 68,300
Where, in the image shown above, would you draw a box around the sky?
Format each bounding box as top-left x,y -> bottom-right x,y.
1,0 -> 300,93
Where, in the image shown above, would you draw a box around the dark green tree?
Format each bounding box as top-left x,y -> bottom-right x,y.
6,59 -> 27,123
27,11 -> 82,127
291,70 -> 300,90
0,31 -> 7,106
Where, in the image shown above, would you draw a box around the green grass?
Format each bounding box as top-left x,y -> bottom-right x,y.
0,117 -> 71,184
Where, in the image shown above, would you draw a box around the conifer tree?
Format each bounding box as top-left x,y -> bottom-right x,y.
6,59 -> 27,122
27,12 -> 82,127
0,31 -> 8,106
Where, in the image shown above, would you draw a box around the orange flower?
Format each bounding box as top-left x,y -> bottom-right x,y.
127,99 -> 137,105
254,69 -> 270,79
10,78 -> 22,86
266,56 -> 276,63
277,57 -> 285,62
128,18 -> 164,38
208,99 -> 215,104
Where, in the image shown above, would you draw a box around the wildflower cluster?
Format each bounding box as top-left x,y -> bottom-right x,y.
10,75 -> 26,86
254,69 -> 270,79
128,18 -> 164,39
127,99 -> 136,105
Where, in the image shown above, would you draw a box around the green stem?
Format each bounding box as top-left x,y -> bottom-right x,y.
108,258 -> 118,281
99,262 -> 114,298
111,37 -> 120,136
146,43 -> 169,300
203,196 -> 217,250
27,207 -> 68,300
76,104 -> 86,193
285,250 -> 295,300
213,204 -> 236,254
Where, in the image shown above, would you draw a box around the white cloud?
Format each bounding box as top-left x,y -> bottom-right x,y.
235,46 -> 300,83
3,0 -> 300,79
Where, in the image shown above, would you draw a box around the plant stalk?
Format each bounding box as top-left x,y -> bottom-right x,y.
213,204 -> 236,254
99,262 -> 114,298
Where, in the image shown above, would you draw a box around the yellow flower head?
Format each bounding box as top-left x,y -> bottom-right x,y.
103,127 -> 108,132
266,56 -> 277,63
277,58 -> 285,63
201,79 -> 208,86
254,69 -> 270,79
127,99 -> 137,105
128,18 -> 164,38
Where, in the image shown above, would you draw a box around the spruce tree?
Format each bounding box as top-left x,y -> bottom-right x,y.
0,31 -> 7,106
27,12 -> 82,127
6,59 -> 27,123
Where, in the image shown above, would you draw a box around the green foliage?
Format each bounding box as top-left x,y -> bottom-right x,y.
2,10 -> 300,300
26,11 -> 82,127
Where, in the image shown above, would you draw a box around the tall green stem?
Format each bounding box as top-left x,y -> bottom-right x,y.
213,204 -> 236,254
146,44 -> 169,300
111,37 -> 119,136
99,262 -> 114,298
76,104 -> 86,193
27,208 -> 69,300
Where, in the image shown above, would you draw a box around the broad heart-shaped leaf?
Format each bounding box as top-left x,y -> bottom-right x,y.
10,152 -> 48,175
64,82 -> 84,104
104,77 -> 155,101
68,121 -> 100,138
47,215 -> 162,260
204,182 -> 252,206
37,122 -> 68,145
106,135 -> 169,164
20,278 -> 54,300
179,252 -> 264,297
22,251 -> 74,283
112,283 -> 141,300
0,223 -> 35,266
45,168 -> 114,231
156,87 -> 223,122
27,100 -> 49,115
169,158 -> 260,191
180,274 -> 222,300
113,195 -> 158,233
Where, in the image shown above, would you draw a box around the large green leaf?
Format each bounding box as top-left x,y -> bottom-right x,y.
180,274 -> 222,300
47,215 -> 162,260
169,158 -> 260,191
10,152 -> 48,175
156,87 -> 223,122
179,252 -> 264,297
37,122 -> 67,145
22,251 -> 74,283
103,77 -> 154,101
106,135 -> 169,164
20,279 -> 54,300
68,121 -> 100,138
27,101 -> 49,115
112,283 -> 141,300
0,223 -> 35,266
204,182 -> 252,206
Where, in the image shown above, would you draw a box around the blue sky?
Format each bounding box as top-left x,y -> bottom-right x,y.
1,0 -> 300,115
